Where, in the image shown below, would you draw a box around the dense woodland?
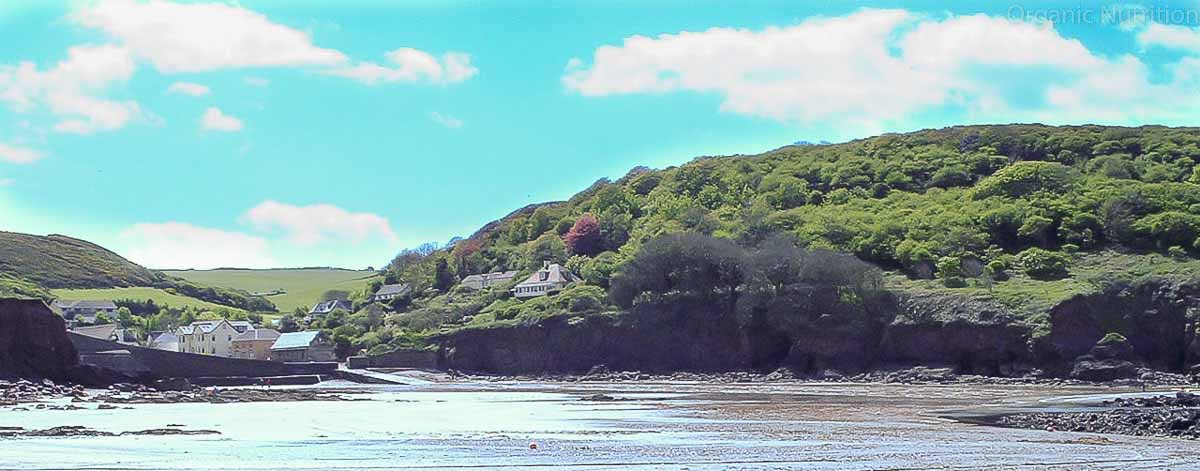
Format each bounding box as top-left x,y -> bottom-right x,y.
273,124 -> 1200,357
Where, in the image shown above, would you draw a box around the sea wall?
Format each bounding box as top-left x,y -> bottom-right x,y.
70,333 -> 336,379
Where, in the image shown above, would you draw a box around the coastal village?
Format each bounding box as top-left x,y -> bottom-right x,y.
51,262 -> 580,365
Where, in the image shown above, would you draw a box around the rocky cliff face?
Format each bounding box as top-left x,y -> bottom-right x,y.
438,279 -> 1200,377
0,298 -> 83,383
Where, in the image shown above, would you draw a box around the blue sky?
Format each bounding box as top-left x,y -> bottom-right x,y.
2,0 -> 1200,269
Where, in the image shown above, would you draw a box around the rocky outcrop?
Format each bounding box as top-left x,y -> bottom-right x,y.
442,301 -> 750,374
0,298 -> 88,383
1044,281 -> 1200,373
437,278 -> 1200,378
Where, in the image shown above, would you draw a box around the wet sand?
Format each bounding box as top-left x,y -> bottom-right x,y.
1,380 -> 1197,470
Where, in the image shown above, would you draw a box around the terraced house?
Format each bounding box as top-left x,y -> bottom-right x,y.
176,319 -> 254,357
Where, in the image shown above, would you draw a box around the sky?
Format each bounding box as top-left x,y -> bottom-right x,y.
2,0 -> 1200,270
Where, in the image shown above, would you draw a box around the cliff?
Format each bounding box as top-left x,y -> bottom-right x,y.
437,278 -> 1200,378
0,298 -> 88,383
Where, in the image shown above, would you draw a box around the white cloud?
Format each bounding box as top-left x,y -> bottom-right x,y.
1137,22 -> 1200,52
430,111 -> 464,128
326,48 -> 478,85
0,142 -> 44,164
200,107 -> 243,132
563,10 -> 1200,127
70,0 -> 347,73
166,81 -> 209,96
0,43 -> 144,134
242,200 -> 397,246
243,76 -> 270,87
118,222 -> 276,269
0,177 -> 12,186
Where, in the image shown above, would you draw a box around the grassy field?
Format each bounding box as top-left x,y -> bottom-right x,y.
162,268 -> 381,313
50,287 -> 246,313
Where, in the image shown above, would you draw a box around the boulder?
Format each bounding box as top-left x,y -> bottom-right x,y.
1070,359 -> 1139,381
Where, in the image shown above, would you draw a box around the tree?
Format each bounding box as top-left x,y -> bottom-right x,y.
527,207 -> 554,241
526,233 -> 567,269
565,214 -> 602,256
433,258 -> 456,292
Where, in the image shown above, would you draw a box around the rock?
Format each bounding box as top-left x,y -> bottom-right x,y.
0,299 -> 81,383
580,394 -> 616,402
97,404 -> 118,410
153,377 -> 194,392
120,428 -> 220,436
1070,359 -> 1139,381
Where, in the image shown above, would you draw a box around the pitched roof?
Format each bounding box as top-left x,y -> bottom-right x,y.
309,299 -> 352,314
52,299 -> 117,310
176,319 -> 246,335
462,271 -> 518,283
515,264 -> 579,287
373,283 -> 411,297
234,328 -> 280,342
271,331 -> 322,351
150,332 -> 179,345
71,324 -> 118,340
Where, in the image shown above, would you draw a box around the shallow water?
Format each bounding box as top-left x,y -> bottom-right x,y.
1,381 -> 1197,470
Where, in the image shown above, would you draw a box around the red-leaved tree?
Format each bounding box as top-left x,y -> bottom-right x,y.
564,214 -> 601,256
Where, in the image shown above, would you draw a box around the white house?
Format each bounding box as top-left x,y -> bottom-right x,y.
369,283 -> 411,303
176,320 -> 254,357
512,261 -> 579,299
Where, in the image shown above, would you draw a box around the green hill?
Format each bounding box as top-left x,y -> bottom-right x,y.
0,232 -> 163,289
0,231 -> 275,312
345,124 -> 1200,364
163,268 -> 380,313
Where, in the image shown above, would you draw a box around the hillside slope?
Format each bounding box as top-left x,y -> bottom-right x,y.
163,268 -> 380,312
0,231 -> 275,312
354,124 -> 1200,377
0,232 -> 162,289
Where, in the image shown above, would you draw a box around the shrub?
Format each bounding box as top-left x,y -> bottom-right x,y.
1017,248 -> 1070,279
942,276 -> 967,288
972,161 -> 1076,200
1168,245 -> 1188,259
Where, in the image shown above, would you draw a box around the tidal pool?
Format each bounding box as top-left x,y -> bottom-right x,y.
1,381 -> 1197,470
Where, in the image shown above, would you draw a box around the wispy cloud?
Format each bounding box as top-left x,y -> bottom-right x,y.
243,76 -> 270,87
118,222 -> 276,269
430,111 -> 464,128
166,81 -> 209,96
326,48 -> 477,85
0,142 -> 44,164
200,107 -> 243,132
242,200 -> 397,246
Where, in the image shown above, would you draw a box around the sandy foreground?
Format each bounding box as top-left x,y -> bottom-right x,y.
0,379 -> 1197,470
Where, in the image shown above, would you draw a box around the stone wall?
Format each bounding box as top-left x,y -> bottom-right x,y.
70,333 -> 336,379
